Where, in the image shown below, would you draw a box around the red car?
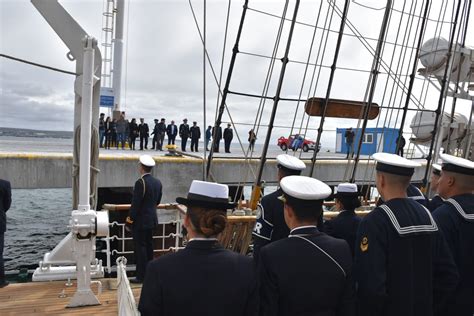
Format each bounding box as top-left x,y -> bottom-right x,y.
277,134 -> 319,152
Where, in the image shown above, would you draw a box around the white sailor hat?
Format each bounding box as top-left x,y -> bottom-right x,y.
440,153 -> 474,176
372,152 -> 421,176
139,154 -> 155,167
276,154 -> 306,171
278,175 -> 331,201
176,180 -> 236,210
333,182 -> 359,198
432,163 -> 442,176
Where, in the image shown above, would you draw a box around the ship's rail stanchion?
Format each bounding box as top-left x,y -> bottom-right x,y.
99,203 -> 185,274
116,257 -> 139,316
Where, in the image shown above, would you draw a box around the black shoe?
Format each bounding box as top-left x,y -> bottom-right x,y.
0,281 -> 9,288
130,278 -> 143,284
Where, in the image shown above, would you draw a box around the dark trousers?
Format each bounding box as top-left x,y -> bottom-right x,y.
398,148 -> 404,157
224,138 -> 232,153
158,133 -> 165,150
152,135 -> 157,149
213,139 -> 221,152
346,143 -> 354,158
133,228 -> 153,281
168,135 -> 176,145
140,135 -> 148,150
0,233 -> 4,283
181,137 -> 188,151
190,138 -> 199,152
130,136 -> 137,150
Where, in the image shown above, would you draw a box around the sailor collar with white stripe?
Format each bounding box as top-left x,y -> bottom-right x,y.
378,200 -> 438,235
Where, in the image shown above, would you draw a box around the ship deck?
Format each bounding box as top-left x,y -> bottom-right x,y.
0,279 -> 142,315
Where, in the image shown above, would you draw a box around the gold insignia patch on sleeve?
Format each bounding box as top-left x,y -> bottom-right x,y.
360,236 -> 369,252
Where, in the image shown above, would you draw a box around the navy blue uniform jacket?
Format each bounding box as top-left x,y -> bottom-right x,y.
428,195 -> 444,212
253,189 -> 324,262
138,240 -> 258,316
258,226 -> 355,316
324,210 -> 361,256
433,193 -> 474,316
354,198 -> 459,316
129,173 -> 162,230
0,179 -> 12,233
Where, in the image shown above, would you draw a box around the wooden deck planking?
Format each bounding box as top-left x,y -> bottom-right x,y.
0,279 -> 141,315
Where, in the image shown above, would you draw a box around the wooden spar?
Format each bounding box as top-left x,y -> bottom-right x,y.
304,98 -> 380,119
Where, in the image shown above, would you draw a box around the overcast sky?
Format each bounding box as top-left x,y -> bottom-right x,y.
1,0 -> 473,148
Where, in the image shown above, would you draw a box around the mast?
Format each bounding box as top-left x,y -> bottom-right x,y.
112,0 -> 125,117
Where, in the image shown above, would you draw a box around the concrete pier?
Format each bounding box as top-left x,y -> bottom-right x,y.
0,152 -> 427,203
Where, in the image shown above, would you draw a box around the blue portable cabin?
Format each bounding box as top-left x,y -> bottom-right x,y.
335,127 -> 399,156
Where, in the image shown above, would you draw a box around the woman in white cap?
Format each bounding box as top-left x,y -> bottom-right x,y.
138,180 -> 257,316
432,153 -> 474,316
324,182 -> 362,256
354,152 -> 458,316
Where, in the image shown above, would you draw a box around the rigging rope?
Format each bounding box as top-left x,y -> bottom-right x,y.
0,53 -> 77,76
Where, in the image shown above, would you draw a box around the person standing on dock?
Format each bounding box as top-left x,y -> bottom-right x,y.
354,153 -> 459,316
138,118 -> 149,150
252,154 -> 306,262
205,125 -> 212,151
258,176 -> 354,315
99,113 -> 105,148
139,180 -> 257,315
126,155 -> 162,284
157,118 -> 166,151
116,113 -> 128,150
166,120 -> 177,145
151,119 -> 159,150
212,124 -> 222,153
396,134 -> 406,157
189,121 -> 201,152
0,179 -> 12,288
179,118 -> 190,152
433,154 -> 474,316
128,118 -> 139,150
344,128 -> 355,158
223,123 -> 233,153
324,183 -> 362,256
248,129 -> 256,151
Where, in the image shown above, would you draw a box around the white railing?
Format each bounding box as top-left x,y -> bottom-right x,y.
98,206 -> 184,274
116,256 -> 139,316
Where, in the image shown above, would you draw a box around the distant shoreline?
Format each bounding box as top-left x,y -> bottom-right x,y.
0,127 -> 73,139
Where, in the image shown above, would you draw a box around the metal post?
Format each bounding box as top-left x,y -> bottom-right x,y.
113,0 -> 125,114
78,38 -> 95,210
350,0 -> 393,183
309,0 -> 350,177
206,0 -> 249,179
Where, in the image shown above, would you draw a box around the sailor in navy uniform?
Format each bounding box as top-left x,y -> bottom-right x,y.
428,163 -> 444,212
258,176 -> 355,316
126,155 -> 163,283
324,183 -> 362,256
252,154 -> 306,262
354,152 -> 459,316
433,154 -> 474,316
139,180 -> 258,316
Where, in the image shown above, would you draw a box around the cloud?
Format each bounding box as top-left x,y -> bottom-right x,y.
1,0 -> 473,150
